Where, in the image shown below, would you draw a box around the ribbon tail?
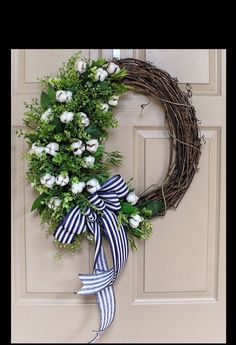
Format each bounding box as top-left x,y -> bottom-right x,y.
87,247 -> 116,344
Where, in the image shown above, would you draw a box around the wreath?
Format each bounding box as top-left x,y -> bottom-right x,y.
18,52 -> 202,343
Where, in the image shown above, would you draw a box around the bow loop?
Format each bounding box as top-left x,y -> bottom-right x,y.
88,193 -> 106,211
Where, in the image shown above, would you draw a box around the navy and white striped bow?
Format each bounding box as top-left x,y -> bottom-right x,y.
53,175 -> 129,343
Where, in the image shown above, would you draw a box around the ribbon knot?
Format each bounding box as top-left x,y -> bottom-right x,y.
53,174 -> 129,343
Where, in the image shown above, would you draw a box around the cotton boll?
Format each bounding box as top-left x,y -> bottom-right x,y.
41,108 -> 52,122
78,112 -> 90,127
86,139 -> 99,153
45,177 -> 56,188
126,192 -> 139,205
34,146 -> 45,156
129,213 -> 143,229
31,143 -> 45,156
129,218 -> 140,229
40,173 -> 52,185
71,182 -> 86,194
86,179 -> 101,194
56,90 -> 68,102
70,141 -> 85,156
94,68 -> 108,82
106,62 -> 120,75
45,142 -> 59,156
108,95 -> 119,106
55,174 -> 69,186
48,197 -> 62,210
75,60 -> 87,74
56,90 -> 72,103
82,155 -> 95,168
100,103 -> 109,112
60,111 -> 74,123
130,214 -> 143,223
66,91 -> 72,101
40,173 -> 55,188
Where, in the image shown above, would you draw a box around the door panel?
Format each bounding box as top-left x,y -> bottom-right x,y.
11,49 -> 226,343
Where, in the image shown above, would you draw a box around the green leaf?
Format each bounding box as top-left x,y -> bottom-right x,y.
40,91 -> 51,108
40,86 -> 56,108
139,200 -> 164,216
121,202 -> 138,214
85,126 -> 103,138
51,117 -> 64,132
47,85 -> 56,100
38,203 -> 47,215
31,193 -> 47,212
94,145 -> 104,157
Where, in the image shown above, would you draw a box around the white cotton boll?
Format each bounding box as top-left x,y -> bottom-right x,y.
70,140 -> 85,156
108,95 -> 119,106
48,197 -> 62,210
86,139 -> 99,153
60,111 -> 74,123
45,142 -> 59,156
129,213 -> 143,229
56,90 -> 68,102
41,108 -> 52,122
130,214 -> 143,223
66,91 -> 72,101
55,174 -> 69,186
106,62 -> 120,75
71,182 -> 86,194
75,60 -> 87,74
40,173 -> 52,185
34,146 -> 45,156
86,179 -> 101,194
78,112 -> 90,127
94,68 -> 108,82
82,155 -> 95,168
45,177 -> 56,188
31,144 -> 45,156
129,218 -> 140,228
40,174 -> 55,188
126,192 -> 139,205
56,90 -> 72,103
100,103 -> 109,112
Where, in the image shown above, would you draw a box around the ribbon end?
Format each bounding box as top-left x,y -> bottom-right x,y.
88,330 -> 103,344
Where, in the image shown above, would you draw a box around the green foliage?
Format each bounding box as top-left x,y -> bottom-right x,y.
139,200 -> 164,216
85,126 -> 104,138
120,202 -> 138,214
19,51 -> 152,255
31,193 -> 47,211
104,151 -> 123,167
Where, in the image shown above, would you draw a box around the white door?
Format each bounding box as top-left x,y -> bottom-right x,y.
11,49 -> 226,343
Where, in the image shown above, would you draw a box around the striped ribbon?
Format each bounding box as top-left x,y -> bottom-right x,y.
53,175 -> 129,343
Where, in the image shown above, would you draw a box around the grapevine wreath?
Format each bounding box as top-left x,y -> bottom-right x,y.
18,52 -> 202,343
